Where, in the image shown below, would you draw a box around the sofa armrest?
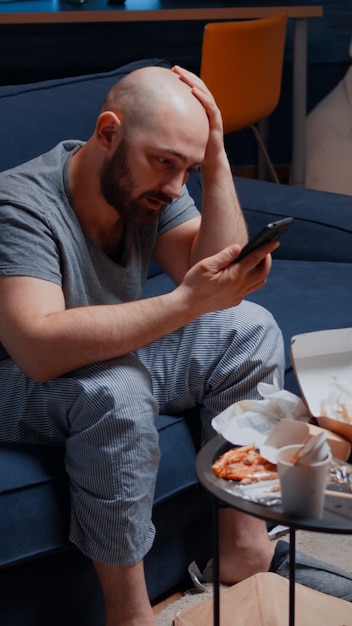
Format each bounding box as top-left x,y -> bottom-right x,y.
235,177 -> 352,263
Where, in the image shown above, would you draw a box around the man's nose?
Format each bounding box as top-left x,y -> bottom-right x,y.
160,173 -> 185,198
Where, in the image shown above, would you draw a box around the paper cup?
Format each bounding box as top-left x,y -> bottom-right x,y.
277,444 -> 332,519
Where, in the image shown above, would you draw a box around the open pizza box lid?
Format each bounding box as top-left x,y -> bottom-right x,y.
174,572 -> 352,625
290,328 -> 352,444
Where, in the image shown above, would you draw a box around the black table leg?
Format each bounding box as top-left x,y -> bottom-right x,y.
212,497 -> 220,626
289,527 -> 296,626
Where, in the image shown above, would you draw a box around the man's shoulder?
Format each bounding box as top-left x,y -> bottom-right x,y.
0,140 -> 82,180
0,140 -> 82,203
0,141 -> 85,231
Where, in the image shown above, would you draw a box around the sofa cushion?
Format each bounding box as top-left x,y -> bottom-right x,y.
0,413 -> 200,568
154,415 -> 199,504
0,58 -> 171,173
236,177 -> 352,263
0,445 -> 70,566
247,259 -> 352,365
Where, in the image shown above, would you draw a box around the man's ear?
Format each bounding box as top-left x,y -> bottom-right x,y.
95,111 -> 122,148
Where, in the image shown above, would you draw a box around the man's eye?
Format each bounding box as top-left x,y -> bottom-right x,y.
158,157 -> 169,165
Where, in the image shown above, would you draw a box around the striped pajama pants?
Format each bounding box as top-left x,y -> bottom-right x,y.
0,301 -> 284,566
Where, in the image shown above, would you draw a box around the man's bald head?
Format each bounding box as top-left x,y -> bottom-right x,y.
102,66 -> 209,138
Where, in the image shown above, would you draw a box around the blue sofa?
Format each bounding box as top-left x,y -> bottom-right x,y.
0,60 -> 352,626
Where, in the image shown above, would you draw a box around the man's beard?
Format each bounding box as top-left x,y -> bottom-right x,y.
100,138 -> 172,227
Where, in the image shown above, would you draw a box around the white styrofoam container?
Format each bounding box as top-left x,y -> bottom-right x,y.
290,328 -> 352,443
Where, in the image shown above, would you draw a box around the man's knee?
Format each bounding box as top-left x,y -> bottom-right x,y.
65,354 -> 157,426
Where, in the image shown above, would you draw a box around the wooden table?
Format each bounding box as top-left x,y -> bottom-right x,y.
0,2 -> 323,186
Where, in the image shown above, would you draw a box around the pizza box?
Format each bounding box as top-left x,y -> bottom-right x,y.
174,572 -> 352,625
290,328 -> 352,444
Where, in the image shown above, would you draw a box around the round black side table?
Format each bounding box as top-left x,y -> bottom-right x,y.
196,435 -> 352,626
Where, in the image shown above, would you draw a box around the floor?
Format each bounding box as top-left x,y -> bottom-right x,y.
152,530 -> 352,622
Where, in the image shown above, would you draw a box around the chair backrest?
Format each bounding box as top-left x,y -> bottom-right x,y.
200,11 -> 288,134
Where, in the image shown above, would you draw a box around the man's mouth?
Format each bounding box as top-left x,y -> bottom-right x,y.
142,192 -> 172,211
144,197 -> 166,210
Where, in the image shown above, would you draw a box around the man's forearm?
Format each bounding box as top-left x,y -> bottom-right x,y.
7,290 -> 197,383
191,153 -> 248,263
171,66 -> 248,263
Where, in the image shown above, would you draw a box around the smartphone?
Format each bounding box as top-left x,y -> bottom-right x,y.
233,217 -> 294,263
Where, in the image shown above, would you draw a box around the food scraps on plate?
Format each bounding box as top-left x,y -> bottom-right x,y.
212,443 -> 278,484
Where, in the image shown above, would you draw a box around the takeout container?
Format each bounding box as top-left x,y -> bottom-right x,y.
290,328 -> 352,444
174,572 -> 352,625
260,418 -> 350,463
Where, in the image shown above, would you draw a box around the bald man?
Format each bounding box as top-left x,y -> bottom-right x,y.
0,66 -> 285,625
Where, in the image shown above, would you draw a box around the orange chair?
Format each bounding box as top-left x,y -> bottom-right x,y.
200,11 -> 288,182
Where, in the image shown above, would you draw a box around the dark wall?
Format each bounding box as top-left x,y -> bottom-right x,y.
0,0 -> 350,166
0,20 -> 205,86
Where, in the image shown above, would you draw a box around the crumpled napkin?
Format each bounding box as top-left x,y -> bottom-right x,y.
211,369 -> 309,448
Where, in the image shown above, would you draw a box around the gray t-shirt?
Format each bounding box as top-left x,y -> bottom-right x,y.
0,140 -> 199,358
